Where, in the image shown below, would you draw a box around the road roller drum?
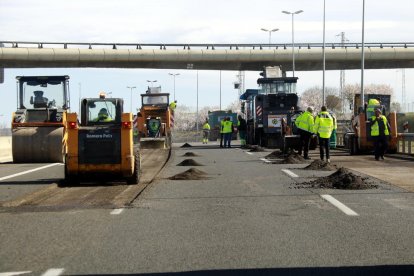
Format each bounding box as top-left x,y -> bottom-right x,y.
12,126 -> 64,163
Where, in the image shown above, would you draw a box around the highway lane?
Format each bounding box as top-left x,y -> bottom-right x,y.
0,143 -> 413,275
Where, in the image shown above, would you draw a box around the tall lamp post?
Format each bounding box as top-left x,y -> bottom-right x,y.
322,0 -> 326,106
282,9 -> 304,77
126,86 -> 136,113
260,28 -> 279,49
360,0 -> 366,110
168,73 -> 180,101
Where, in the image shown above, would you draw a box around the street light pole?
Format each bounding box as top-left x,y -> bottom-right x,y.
260,28 -> 279,49
322,0 -> 326,106
282,10 -> 303,77
126,86 -> 136,113
168,73 -> 180,101
360,0 -> 366,110
146,80 -> 157,88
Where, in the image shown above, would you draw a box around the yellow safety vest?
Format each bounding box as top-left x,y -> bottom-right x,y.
295,111 -> 314,132
202,123 -> 210,130
370,115 -> 389,136
314,111 -> 333,138
169,102 -> 177,110
222,121 -> 233,134
220,120 -> 225,133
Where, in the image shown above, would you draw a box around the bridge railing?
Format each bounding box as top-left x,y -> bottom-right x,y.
397,133 -> 414,155
1,41 -> 414,50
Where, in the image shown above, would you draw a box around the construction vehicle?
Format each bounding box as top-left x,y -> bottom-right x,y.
136,87 -> 173,148
207,110 -> 238,141
240,67 -> 306,150
12,75 -> 70,163
343,94 -> 398,154
64,93 -> 140,184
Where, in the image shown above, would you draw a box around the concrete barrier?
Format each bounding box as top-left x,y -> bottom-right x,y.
0,136 -> 12,158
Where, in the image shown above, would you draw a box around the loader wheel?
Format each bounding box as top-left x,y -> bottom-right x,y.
126,151 -> 141,185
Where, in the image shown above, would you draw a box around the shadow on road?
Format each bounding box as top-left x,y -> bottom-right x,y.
77,265 -> 414,276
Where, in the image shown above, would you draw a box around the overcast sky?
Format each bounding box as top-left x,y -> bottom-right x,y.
1,0 -> 413,125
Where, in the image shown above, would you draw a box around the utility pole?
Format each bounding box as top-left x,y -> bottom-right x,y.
402,69 -> 406,112
336,32 -> 348,114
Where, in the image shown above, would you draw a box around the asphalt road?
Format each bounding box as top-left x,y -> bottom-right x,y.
0,143 -> 413,276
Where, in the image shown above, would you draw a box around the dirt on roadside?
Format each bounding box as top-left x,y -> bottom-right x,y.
265,150 -> 285,159
168,168 -> 209,180
177,159 -> 203,166
299,167 -> 378,190
182,152 -> 199,157
180,143 -> 192,148
280,152 -> 306,164
248,145 -> 266,152
303,160 -> 337,171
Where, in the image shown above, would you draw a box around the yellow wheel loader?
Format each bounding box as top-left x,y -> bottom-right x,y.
136,87 -> 173,149
64,93 -> 141,185
12,76 -> 70,163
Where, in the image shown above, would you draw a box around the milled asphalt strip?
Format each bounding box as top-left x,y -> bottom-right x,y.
0,271 -> 31,276
0,163 -> 62,181
321,194 -> 359,216
282,169 -> 299,178
41,269 -> 64,276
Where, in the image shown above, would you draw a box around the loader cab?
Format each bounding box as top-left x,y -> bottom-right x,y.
141,93 -> 170,108
80,97 -> 123,126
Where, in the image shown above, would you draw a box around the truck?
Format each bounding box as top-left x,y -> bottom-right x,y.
207,110 -> 238,141
240,67 -> 303,150
64,93 -> 141,184
12,75 -> 70,163
135,87 -> 173,148
343,93 -> 398,154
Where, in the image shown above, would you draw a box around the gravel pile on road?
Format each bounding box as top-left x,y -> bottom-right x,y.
265,150 -> 285,159
168,168 -> 209,180
180,143 -> 192,148
301,167 -> 378,190
177,159 -> 203,166
304,160 -> 337,171
248,145 -> 266,152
182,152 -> 199,157
280,152 -> 306,164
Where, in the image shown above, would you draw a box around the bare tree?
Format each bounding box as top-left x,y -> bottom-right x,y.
300,86 -> 339,113
344,83 -> 394,105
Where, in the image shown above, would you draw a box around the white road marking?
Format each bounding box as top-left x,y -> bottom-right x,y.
282,169 -> 299,178
260,158 -> 272,163
110,208 -> 124,215
0,163 -> 61,182
41,268 -> 64,276
246,152 -> 253,155
0,272 -> 31,276
321,194 -> 359,216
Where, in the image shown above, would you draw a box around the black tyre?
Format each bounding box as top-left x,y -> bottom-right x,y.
63,156 -> 79,186
126,151 -> 141,185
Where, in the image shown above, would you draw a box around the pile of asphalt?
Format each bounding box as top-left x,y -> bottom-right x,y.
182,152 -> 199,157
248,145 -> 266,152
265,150 -> 284,159
180,143 -> 192,148
301,167 -> 378,190
303,160 -> 337,171
177,159 -> 203,166
168,168 -> 209,180
280,152 -> 306,164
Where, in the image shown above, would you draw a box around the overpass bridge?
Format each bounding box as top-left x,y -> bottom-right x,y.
1,41 -> 414,71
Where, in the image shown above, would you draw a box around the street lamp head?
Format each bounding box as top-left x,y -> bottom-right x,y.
261,28 -> 269,32
282,10 -> 291,14
294,10 -> 304,14
271,28 -> 280,32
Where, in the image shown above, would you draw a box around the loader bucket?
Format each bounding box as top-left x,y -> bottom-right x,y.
140,138 -> 167,149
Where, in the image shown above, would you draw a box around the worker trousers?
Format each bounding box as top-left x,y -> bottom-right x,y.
298,129 -> 312,158
318,137 -> 330,161
373,135 -> 388,160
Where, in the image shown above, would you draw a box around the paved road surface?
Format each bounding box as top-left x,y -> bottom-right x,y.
0,143 -> 413,275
